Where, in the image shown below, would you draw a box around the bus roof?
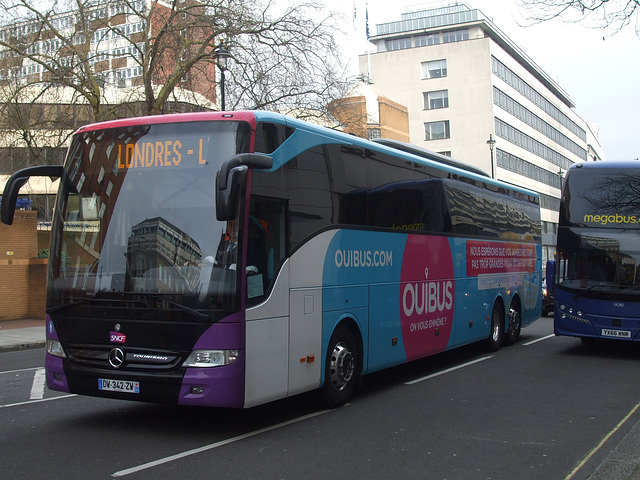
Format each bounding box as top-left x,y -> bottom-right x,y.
72,109 -> 539,201
567,160 -> 640,171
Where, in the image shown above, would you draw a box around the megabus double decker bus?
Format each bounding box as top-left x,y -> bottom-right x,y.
1,111 -> 541,408
548,161 -> 640,342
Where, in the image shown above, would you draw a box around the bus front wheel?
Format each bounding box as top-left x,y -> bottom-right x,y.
321,324 -> 359,408
486,303 -> 504,352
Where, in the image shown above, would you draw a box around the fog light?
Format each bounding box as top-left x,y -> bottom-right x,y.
190,386 -> 204,395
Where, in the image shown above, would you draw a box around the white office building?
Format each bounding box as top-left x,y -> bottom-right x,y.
359,3 -> 604,265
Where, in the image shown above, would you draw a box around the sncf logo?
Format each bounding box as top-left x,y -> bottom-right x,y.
110,331 -> 127,343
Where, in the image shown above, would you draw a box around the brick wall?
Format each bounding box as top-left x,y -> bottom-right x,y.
0,210 -> 47,321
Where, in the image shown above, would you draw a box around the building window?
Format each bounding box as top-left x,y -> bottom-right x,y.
386,37 -> 412,51
422,59 -> 447,79
415,33 -> 441,46
442,28 -> 469,43
425,121 -> 450,140
368,128 -> 381,140
424,90 -> 449,110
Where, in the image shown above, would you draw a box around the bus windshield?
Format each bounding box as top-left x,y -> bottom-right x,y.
557,167 -> 640,296
47,120 -> 251,316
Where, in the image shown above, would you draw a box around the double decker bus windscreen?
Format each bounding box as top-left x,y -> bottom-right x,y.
48,120 -> 251,317
557,167 -> 640,295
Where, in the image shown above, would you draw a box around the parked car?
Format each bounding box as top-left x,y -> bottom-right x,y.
542,280 -> 554,316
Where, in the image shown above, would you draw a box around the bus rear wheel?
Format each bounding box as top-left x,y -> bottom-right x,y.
503,302 -> 521,346
486,303 -> 504,352
321,324 -> 359,408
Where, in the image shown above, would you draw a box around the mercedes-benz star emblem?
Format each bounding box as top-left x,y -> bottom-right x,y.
108,348 -> 125,369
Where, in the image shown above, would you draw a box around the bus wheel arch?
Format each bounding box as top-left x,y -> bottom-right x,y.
321,319 -> 362,408
486,298 -> 505,352
503,294 -> 522,346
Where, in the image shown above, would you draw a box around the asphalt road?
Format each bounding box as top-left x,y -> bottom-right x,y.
2,316 -> 640,480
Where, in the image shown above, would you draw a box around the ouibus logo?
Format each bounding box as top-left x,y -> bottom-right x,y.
402,268 -> 453,317
400,235 -> 455,361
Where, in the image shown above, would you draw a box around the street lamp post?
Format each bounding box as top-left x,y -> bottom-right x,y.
486,134 -> 496,179
213,44 -> 231,111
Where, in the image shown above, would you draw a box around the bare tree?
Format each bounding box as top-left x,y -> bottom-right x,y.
518,0 -> 640,35
0,0 -> 349,122
223,3 -> 350,121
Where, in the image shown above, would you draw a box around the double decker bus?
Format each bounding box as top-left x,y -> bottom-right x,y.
548,161 -> 640,342
1,111 -> 541,408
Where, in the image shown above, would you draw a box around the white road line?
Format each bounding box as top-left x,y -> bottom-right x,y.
111,409 -> 332,477
405,355 -> 494,385
0,394 -> 77,409
523,334 -> 555,346
30,368 -> 46,400
0,367 -> 41,375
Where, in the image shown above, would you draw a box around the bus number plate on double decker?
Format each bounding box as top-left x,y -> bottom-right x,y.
98,378 -> 140,393
602,329 -> 631,339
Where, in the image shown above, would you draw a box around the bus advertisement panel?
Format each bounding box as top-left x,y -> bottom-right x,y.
549,162 -> 640,342
1,111 -> 541,408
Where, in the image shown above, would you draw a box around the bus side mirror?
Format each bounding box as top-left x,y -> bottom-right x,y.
216,153 -> 273,221
546,259 -> 556,293
216,166 -> 247,221
1,165 -> 64,225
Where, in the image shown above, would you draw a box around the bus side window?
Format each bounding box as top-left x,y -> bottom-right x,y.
246,197 -> 287,304
254,122 -> 293,154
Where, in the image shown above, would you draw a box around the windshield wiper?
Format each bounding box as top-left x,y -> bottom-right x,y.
573,284 -> 603,300
47,296 -> 146,314
139,294 -> 210,321
47,299 -> 89,314
48,294 -> 210,321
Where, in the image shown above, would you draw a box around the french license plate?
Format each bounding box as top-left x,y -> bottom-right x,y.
602,329 -> 631,339
98,378 -> 140,393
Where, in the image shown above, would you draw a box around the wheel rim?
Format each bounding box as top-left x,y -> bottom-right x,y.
329,341 -> 354,392
492,310 -> 501,342
509,308 -> 520,333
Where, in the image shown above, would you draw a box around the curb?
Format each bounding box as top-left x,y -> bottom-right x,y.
0,341 -> 45,353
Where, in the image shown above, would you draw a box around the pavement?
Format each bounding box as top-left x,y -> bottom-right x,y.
2,317 -> 640,479
0,318 -> 46,352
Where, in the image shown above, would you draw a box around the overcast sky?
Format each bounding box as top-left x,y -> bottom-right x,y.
333,0 -> 640,161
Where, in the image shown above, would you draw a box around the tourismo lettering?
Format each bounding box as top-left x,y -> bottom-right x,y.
334,249 -> 393,268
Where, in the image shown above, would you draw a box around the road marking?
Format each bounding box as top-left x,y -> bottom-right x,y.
0,367 -> 41,375
111,409 -> 332,477
564,399 -> 640,480
30,368 -> 46,400
405,355 -> 494,385
0,394 -> 77,409
523,334 -> 555,346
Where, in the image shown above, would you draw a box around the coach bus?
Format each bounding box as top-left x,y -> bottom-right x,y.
547,161 -> 640,342
1,111 -> 541,408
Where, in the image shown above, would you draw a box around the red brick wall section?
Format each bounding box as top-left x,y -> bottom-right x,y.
0,210 -> 47,321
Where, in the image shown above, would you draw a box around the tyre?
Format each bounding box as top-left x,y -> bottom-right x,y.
321,324 -> 359,408
503,302 -> 521,346
486,302 -> 504,352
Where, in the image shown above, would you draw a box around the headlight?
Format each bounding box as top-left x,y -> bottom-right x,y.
46,339 -> 66,358
182,350 -> 239,367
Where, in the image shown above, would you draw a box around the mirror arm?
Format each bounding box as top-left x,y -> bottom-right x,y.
1,165 -> 64,225
217,153 -> 273,190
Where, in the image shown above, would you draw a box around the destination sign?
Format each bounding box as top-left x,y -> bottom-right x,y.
116,138 -> 210,170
